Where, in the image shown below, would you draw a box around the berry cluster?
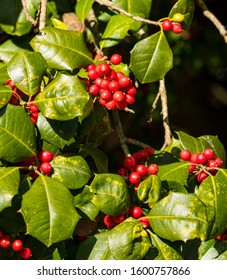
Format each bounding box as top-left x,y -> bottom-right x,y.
85,54 -> 137,110
103,206 -> 150,229
118,147 -> 158,191
20,149 -> 54,179
161,13 -> 184,34
5,79 -> 39,124
179,148 -> 223,183
0,229 -> 32,259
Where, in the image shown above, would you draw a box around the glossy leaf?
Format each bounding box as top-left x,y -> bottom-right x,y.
112,0 -> 152,18
149,231 -> 183,260
169,0 -> 194,28
75,231 -> 114,260
76,0 -> 94,21
197,169 -> 227,239
90,173 -> 130,216
0,105 -> 36,162
30,26 -> 93,70
148,192 -> 208,242
176,131 -> 203,153
109,217 -> 151,260
21,175 -> 80,247
130,31 -> 173,83
37,113 -> 78,150
158,162 -> 189,193
7,52 -> 47,96
0,85 -> 12,109
100,15 -> 140,49
74,186 -> 99,220
34,72 -> 90,121
51,155 -> 92,190
137,175 -> 161,207
0,167 -> 20,212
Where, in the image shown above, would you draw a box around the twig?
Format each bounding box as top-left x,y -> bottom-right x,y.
21,0 -> 41,26
39,0 -> 48,34
149,91 -> 161,123
197,0 -> 227,43
159,79 -> 172,149
94,0 -> 160,27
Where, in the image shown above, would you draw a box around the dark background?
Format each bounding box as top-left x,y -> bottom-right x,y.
101,0 -> 227,170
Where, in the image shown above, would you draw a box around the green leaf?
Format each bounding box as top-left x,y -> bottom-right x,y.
90,173 -> 130,216
109,217 -> 151,260
81,145 -> 108,173
0,0 -> 39,36
30,26 -> 93,71
0,36 -> 31,63
197,169 -> 227,239
169,0 -> 194,29
198,239 -> 218,260
112,0 -> 152,18
100,14 -> 140,49
51,155 -> 92,190
130,31 -> 173,83
0,85 -> 12,109
74,186 -> 99,220
158,162 -> 189,193
198,135 -> 226,167
35,72 -> 90,121
176,131 -> 203,153
149,231 -> 183,260
0,66 -> 10,85
21,175 -> 80,247
75,231 -> 114,260
0,167 -> 20,212
0,105 -> 36,162
7,52 -> 47,96
37,113 -> 78,150
75,0 -> 94,21
137,175 -> 161,207
148,192 -> 208,242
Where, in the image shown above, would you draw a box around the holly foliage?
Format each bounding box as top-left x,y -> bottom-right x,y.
0,0 -> 227,260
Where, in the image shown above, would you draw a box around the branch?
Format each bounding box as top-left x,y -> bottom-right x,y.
159,79 -> 172,149
39,0 -> 48,34
94,0 -> 160,27
197,0 -> 227,43
21,0 -> 41,26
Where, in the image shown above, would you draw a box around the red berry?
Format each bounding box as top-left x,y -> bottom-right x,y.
100,79 -> 109,90
119,76 -> 132,88
104,99 -> 116,110
203,148 -> 215,160
197,153 -> 207,165
88,69 -> 99,80
139,217 -> 150,228
115,101 -> 127,110
179,149 -> 191,161
117,168 -> 128,177
21,155 -> 36,166
197,171 -> 209,183
126,86 -> 137,96
0,230 -> 3,239
20,247 -> 32,259
215,157 -> 223,168
39,150 -> 53,162
113,91 -> 125,103
29,103 -> 39,113
128,172 -> 141,185
12,239 -> 23,251
30,113 -> 38,124
162,19 -> 173,31
106,69 -> 118,81
99,63 -> 110,75
98,97 -> 107,106
137,150 -> 149,161
40,162 -> 52,173
147,164 -> 159,175
189,164 -> 196,173
129,206 -> 143,219
125,94 -> 135,105
114,214 -> 125,224
190,153 -> 199,164
124,156 -> 136,169
100,90 -> 112,101
9,93 -> 19,105
86,64 -> 96,72
110,54 -> 122,65
172,23 -> 183,34
5,79 -> 15,88
108,80 -> 120,92
89,84 -> 100,95
116,71 -> 125,80
103,215 -> 115,228
207,160 -> 218,170
145,147 -> 155,155
0,235 -> 11,248
136,164 -> 148,176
